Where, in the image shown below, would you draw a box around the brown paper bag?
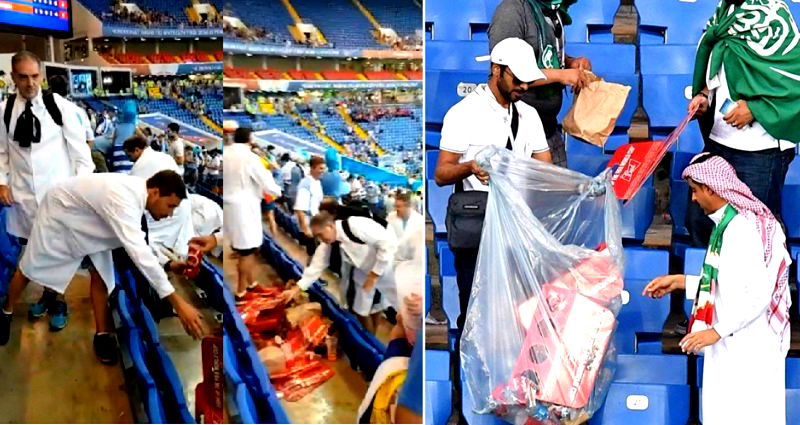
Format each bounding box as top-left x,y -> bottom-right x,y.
562,76 -> 631,148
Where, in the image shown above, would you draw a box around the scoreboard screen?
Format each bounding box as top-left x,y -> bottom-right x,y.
0,0 -> 72,38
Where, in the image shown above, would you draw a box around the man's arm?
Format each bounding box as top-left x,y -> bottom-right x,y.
531,150 -> 552,163
295,242 -> 332,290
348,216 -> 396,277
434,151 -> 486,186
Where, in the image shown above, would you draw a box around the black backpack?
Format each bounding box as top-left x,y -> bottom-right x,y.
4,92 -> 63,132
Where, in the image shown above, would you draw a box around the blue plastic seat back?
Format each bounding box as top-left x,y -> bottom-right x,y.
426,350 -> 453,425
138,302 -> 161,346
782,159 -> 800,239
126,328 -> 168,424
426,40 -> 489,71
426,0 -> 492,41
642,74 -> 694,129
616,248 -> 670,353
427,181 -> 452,235
641,45 -> 698,76
151,345 -> 195,424
563,0 -> 619,43
637,0 -> 718,45
682,247 -> 706,316
426,69 -> 486,125
426,150 -> 440,180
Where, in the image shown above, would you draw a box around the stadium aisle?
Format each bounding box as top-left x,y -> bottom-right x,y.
221,211 -> 392,423
0,274 -> 133,423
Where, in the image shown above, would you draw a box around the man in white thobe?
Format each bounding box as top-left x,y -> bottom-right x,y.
288,212 -> 398,335
386,191 -> 425,263
223,127 -> 282,299
0,51 -> 94,331
644,154 -> 791,425
0,170 -> 207,363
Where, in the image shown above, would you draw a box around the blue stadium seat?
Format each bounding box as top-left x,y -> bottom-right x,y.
590,354 -> 690,425
124,328 -> 168,424
138,303 -> 161,346
441,276 -> 460,330
617,248 -> 670,353
426,69 -> 486,125
566,43 -> 636,75
563,0 -> 619,43
789,0 -> 800,20
621,178 -> 655,241
426,40 -> 490,71
427,150 -> 440,180
426,350 -> 453,425
426,130 -> 441,148
636,0 -> 719,45
640,45 -> 697,76
782,158 -> 800,239
426,275 -> 432,315
426,0 -> 493,40
439,245 -> 456,278
642,74 -> 694,130
151,345 -> 195,424
427,180 -> 452,235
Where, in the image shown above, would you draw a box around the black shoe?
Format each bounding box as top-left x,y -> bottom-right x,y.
93,333 -> 118,365
0,311 -> 11,345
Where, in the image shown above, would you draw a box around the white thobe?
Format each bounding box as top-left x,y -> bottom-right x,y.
685,206 -> 790,425
297,217 -> 398,316
223,143 -> 282,250
189,193 -> 223,237
129,147 -> 180,180
19,173 -> 175,298
387,210 -> 425,263
0,92 -> 94,239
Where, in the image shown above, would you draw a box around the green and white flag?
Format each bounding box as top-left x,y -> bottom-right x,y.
692,0 -> 800,142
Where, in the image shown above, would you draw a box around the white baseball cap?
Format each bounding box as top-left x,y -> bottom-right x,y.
476,37 -> 546,83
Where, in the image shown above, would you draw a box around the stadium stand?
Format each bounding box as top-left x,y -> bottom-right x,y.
291,0 -> 382,49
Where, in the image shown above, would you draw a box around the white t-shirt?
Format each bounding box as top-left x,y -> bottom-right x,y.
207,156 -> 221,176
439,84 -> 549,191
168,138 -> 185,172
709,66 -> 794,152
293,176 -> 323,216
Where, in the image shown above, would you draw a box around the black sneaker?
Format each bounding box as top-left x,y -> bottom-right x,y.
93,333 -> 118,365
0,311 -> 12,346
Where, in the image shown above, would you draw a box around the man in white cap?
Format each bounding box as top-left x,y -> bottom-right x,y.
433,37 -> 552,424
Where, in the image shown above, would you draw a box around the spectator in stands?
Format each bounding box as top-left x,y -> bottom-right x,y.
280,152 -> 303,208
107,100 -> 139,173
286,211 -> 398,335
124,135 -> 180,179
489,0 -> 594,167
295,156 -> 327,255
643,153 -> 790,425
0,52 -> 94,333
434,38 -> 552,421
0,171 -> 208,356
387,192 -> 424,263
223,127 -> 282,300
166,122 -> 185,175
685,0 -> 800,248
184,145 -> 199,189
321,149 -> 344,200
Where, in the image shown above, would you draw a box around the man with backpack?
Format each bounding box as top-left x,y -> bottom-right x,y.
0,51 -> 94,333
286,211 -> 398,335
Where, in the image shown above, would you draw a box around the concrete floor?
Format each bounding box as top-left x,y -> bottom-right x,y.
223,219 -> 389,424
0,273 -> 133,424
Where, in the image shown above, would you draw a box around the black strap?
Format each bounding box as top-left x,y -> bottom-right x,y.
141,214 -> 149,244
4,94 -> 14,131
4,92 -> 63,132
341,218 -> 365,244
42,93 -> 63,127
455,102 -> 519,193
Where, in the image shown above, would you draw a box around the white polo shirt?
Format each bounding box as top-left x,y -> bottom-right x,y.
439,84 -> 549,191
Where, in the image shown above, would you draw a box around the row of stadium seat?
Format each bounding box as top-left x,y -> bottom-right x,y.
103,52 -> 223,65
223,68 -> 422,81
80,0 -> 193,25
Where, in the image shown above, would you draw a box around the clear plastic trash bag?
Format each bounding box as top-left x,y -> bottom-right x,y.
461,146 -> 625,425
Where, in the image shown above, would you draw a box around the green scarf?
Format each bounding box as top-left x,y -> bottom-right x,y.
689,205 -> 738,333
525,0 -> 577,69
691,0 -> 800,143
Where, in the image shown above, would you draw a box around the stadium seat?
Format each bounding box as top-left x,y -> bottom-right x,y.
292,0 -> 382,49
441,275 -> 460,331
321,71 -> 362,80
427,180 -> 452,235
123,328 -> 168,424
426,129 -> 441,149
563,0 -> 619,43
364,71 -> 400,80
426,150 -> 439,180
425,350 -> 453,425
640,45 -> 697,76
425,69 -> 487,125
789,0 -> 800,20
616,248 -> 670,353
621,178 -> 655,242
425,40 -> 489,71
782,158 -> 800,239
426,0 -> 493,40
404,71 -> 423,80
636,0 -> 719,45
566,43 -> 635,75
589,354 -> 690,425
641,74 -> 694,130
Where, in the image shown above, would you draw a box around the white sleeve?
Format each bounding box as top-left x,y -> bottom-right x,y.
297,242 -> 331,290
294,181 -> 311,212
0,100 -> 8,185
439,107 -> 469,154
522,106 -> 550,154
99,188 -> 175,299
251,157 -> 281,197
712,218 -> 774,338
685,275 -> 701,300
61,101 -> 95,176
348,216 -> 396,276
